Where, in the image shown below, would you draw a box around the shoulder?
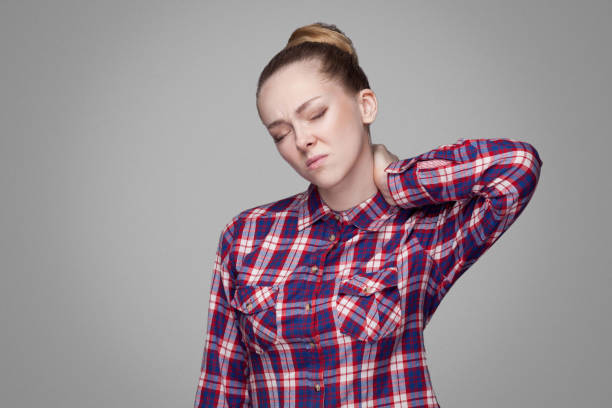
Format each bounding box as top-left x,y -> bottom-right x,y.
221,187 -> 308,238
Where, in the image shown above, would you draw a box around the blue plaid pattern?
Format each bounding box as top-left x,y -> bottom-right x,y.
194,138 -> 543,407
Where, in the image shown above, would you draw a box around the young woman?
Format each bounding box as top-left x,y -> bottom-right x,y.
194,22 -> 542,408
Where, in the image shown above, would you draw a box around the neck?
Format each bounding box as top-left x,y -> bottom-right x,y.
317,142 -> 377,212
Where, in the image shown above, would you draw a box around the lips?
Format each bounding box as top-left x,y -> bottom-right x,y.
306,154 -> 328,168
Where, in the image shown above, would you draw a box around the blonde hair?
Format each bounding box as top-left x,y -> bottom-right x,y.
285,22 -> 359,65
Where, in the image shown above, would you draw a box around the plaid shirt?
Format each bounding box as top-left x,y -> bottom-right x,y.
194,138 -> 543,407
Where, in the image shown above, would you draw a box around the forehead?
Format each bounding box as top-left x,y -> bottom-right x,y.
258,60 -> 342,119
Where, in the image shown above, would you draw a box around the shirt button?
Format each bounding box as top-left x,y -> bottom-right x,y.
305,302 -> 311,312
307,341 -> 315,349
314,383 -> 321,392
329,233 -> 336,241
311,265 -> 318,273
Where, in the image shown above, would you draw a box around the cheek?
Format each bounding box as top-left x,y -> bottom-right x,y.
332,105 -> 362,140
278,145 -> 300,168
277,147 -> 291,163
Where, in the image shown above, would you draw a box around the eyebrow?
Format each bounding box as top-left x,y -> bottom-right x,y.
266,95 -> 323,129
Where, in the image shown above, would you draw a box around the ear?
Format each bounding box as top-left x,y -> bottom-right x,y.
357,88 -> 378,125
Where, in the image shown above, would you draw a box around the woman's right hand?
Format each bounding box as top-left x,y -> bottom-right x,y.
372,143 -> 399,207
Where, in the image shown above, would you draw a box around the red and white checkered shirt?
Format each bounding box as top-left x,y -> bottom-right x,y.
194,138 -> 543,407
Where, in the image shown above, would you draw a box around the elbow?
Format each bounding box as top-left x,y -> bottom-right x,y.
484,139 -> 543,210
517,141 -> 543,197
502,141 -> 543,209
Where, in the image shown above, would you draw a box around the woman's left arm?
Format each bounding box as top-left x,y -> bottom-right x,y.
382,138 -> 543,322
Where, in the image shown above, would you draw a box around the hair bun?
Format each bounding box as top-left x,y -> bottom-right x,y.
285,22 -> 358,64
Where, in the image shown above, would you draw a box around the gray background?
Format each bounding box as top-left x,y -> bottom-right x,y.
1,1 -> 610,407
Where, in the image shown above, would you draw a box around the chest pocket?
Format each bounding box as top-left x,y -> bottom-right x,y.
335,268 -> 403,342
231,285 -> 279,351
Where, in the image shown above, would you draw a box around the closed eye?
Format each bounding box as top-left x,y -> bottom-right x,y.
273,108 -> 327,144
310,108 -> 327,121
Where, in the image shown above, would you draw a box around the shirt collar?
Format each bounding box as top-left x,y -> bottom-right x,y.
296,182 -> 399,232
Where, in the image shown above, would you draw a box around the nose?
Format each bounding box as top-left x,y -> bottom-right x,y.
294,123 -> 316,152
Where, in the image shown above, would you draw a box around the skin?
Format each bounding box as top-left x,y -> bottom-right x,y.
256,59 -> 399,211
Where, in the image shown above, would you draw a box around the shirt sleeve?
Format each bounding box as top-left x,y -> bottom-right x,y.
384,138 -> 543,324
194,217 -> 251,408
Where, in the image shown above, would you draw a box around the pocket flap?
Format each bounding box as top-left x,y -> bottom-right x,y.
338,268 -> 399,296
231,285 -> 278,314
